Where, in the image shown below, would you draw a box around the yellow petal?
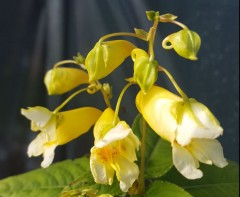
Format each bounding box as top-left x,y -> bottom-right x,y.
112,156 -> 139,192
187,139 -> 228,167
44,67 -> 89,95
136,86 -> 182,142
93,108 -> 119,142
172,143 -> 203,179
119,130 -> 140,162
56,107 -> 102,145
90,146 -> 115,185
85,40 -> 136,81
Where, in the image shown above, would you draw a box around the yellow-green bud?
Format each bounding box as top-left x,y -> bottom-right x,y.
85,40 -> 136,81
162,29 -> 201,60
132,49 -> 158,93
44,67 -> 89,95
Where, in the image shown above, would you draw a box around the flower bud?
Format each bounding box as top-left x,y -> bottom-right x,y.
132,49 -> 158,93
85,40 -> 136,81
44,67 -> 89,95
162,29 -> 201,60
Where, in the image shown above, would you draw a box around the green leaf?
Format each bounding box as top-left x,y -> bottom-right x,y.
160,13 -> 178,21
134,28 -> 148,40
132,114 -> 173,178
146,180 -> 192,197
162,160 -> 239,197
0,157 -> 121,197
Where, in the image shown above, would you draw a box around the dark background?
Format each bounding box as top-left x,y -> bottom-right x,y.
0,0 -> 239,179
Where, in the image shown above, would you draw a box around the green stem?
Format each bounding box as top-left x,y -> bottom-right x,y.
99,32 -> 147,43
53,60 -> 86,70
159,16 -> 188,29
148,19 -> 159,62
158,65 -> 189,101
138,117 -> 147,194
112,82 -> 133,126
53,87 -> 89,113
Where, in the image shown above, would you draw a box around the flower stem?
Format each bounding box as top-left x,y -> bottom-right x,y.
99,32 -> 147,44
138,117 -> 147,194
148,19 -> 159,62
53,87 -> 89,113
112,82 -> 133,126
158,65 -> 189,101
53,60 -> 86,70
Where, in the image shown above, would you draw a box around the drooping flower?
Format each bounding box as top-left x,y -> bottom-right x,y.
85,40 -> 136,81
21,106 -> 101,168
90,108 -> 140,192
44,67 -> 89,95
136,86 -> 228,179
162,29 -> 201,60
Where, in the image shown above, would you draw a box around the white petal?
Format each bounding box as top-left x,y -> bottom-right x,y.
41,143 -> 58,168
21,107 -> 53,129
176,101 -> 223,146
27,132 -> 48,157
95,121 -> 131,148
187,139 -> 228,167
90,147 -> 115,185
172,143 -> 203,179
112,156 -> 139,192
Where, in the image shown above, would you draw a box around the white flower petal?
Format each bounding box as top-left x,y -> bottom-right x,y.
188,139 -> 228,167
176,101 -> 223,146
172,143 -> 203,179
27,132 -> 48,157
21,107 -> 53,129
90,147 -> 115,185
95,121 -> 131,148
41,143 -> 58,168
112,156 -> 139,192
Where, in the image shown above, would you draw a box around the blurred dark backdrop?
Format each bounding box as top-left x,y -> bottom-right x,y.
0,0 -> 239,179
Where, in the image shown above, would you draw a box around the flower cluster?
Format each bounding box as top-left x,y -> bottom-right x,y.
21,10 -> 227,195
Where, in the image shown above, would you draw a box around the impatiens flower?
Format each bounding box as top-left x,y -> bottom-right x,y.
21,106 -> 101,168
162,29 -> 201,60
44,67 -> 89,95
136,86 -> 228,179
90,108 -> 140,192
85,40 -> 136,81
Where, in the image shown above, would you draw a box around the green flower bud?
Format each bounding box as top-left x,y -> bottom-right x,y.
132,49 -> 158,94
85,40 -> 136,81
162,29 -> 201,60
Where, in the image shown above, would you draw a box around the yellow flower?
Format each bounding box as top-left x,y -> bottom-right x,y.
85,40 -> 136,81
162,29 -> 201,60
21,106 -> 101,168
136,86 -> 228,179
44,67 -> 89,95
90,108 -> 140,192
